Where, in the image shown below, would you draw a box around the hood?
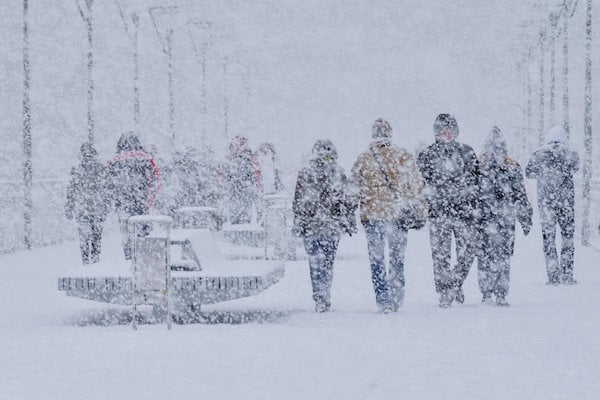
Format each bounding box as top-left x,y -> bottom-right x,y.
546,126 -> 568,144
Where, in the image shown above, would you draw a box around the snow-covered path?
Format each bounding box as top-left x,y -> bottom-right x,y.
1,224 -> 599,400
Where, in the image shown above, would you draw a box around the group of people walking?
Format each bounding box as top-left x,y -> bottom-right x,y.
65,131 -> 282,265
292,114 -> 580,312
64,114 -> 580,312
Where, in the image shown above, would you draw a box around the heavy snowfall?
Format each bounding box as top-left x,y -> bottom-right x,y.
1,1 -> 600,399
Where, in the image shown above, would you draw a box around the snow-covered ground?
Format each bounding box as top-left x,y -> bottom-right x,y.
1,221 -> 599,400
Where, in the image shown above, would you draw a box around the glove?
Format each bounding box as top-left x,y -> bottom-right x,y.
291,224 -> 305,237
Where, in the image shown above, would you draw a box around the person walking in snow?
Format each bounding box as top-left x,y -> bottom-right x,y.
107,131 -> 160,260
222,135 -> 261,224
476,127 -> 532,306
525,126 -> 580,285
416,114 -> 479,308
293,140 -> 356,313
256,142 -> 284,225
351,118 -> 427,313
65,142 -> 110,264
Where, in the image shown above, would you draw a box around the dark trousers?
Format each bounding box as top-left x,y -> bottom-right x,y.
363,220 -> 408,310
539,203 -> 575,281
303,234 -> 340,307
477,256 -> 510,297
78,217 -> 103,264
428,215 -> 476,293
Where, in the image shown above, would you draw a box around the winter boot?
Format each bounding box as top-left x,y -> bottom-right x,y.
454,287 -> 465,304
439,289 -> 453,308
377,303 -> 393,314
562,275 -> 578,285
315,300 -> 330,313
481,293 -> 494,306
495,295 -> 509,307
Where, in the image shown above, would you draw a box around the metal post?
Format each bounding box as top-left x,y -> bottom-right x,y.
582,0 -> 593,245
22,0 -> 32,250
149,6 -> 178,150
562,0 -> 570,139
166,29 -> 175,146
133,14 -> 140,131
527,58 -> 533,157
76,0 -> 95,144
187,21 -> 212,145
538,30 -> 546,146
117,3 -> 140,133
223,56 -> 229,138
549,13 -> 558,126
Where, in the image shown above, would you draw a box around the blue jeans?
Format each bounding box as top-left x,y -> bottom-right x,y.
363,220 -> 408,310
303,234 -> 340,307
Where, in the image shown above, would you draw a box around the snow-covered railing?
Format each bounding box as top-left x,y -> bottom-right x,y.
0,179 -> 74,254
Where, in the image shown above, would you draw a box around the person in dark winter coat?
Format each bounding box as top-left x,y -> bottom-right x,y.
65,142 -> 110,264
350,118 -> 427,313
526,126 -> 580,285
293,140 -> 356,312
416,114 -> 479,308
107,131 -> 160,259
476,127 -> 533,306
222,136 -> 261,224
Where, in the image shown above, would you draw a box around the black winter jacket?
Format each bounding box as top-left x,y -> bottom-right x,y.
293,158 -> 355,237
416,139 -> 479,220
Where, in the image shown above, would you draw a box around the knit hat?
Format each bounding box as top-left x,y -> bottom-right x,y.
80,142 -> 97,159
433,113 -> 459,138
371,118 -> 392,140
312,139 -> 338,162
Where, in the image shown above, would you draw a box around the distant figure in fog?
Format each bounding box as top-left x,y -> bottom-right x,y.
526,126 -> 580,285
107,131 -> 160,259
65,142 -> 110,264
476,127 -> 532,306
293,140 -> 356,312
221,135 -> 261,224
256,142 -> 284,225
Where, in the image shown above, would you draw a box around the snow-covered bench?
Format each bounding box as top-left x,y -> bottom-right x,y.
58,216 -> 285,322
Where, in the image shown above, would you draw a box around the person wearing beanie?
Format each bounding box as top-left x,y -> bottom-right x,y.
526,126 -> 580,285
476,127 -> 533,306
292,140 -> 356,313
416,114 -> 479,308
351,118 -> 428,313
65,142 -> 110,264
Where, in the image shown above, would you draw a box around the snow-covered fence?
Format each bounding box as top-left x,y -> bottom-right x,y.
0,179 -> 74,253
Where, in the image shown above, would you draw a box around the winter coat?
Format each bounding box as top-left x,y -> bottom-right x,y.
65,158 -> 110,222
107,136 -> 159,216
478,155 -> 533,258
525,142 -> 579,209
222,148 -> 261,199
351,141 -> 426,223
416,139 -> 479,220
293,158 -> 355,237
